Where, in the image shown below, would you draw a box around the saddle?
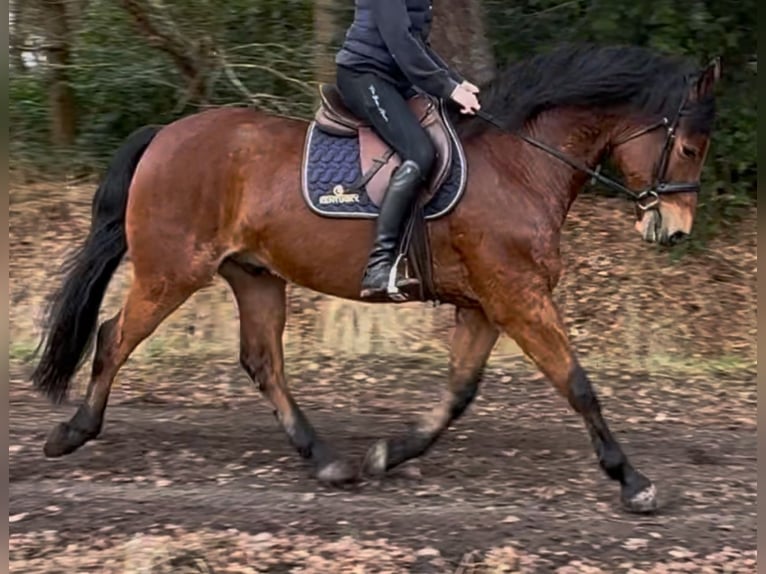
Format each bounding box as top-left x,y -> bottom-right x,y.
313,83 -> 454,207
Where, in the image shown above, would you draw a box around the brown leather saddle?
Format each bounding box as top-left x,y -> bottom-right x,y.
313,83 -> 455,207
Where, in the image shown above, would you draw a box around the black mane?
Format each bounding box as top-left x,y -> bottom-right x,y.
453,43 -> 715,139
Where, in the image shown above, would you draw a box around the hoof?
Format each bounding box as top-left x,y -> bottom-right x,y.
622,482 -> 658,514
43,422 -> 95,458
362,440 -> 389,477
316,459 -> 357,486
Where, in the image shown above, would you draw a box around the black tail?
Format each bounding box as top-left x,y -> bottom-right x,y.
31,125 -> 162,404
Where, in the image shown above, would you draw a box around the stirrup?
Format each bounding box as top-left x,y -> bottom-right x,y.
385,254 -> 421,302
385,253 -> 407,301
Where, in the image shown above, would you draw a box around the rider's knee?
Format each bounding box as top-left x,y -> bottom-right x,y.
408,136 -> 436,176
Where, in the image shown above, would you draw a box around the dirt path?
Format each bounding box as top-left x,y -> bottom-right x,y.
9,182 -> 757,572
9,357 -> 757,573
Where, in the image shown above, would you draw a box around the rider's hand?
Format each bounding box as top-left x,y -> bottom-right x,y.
450,84 -> 481,115
461,80 -> 480,94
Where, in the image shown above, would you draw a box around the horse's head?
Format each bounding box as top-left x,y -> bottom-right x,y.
609,58 -> 720,246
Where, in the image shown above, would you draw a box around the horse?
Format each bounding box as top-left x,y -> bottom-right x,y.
30,43 -> 720,514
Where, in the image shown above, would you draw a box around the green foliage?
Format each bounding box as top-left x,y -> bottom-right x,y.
9,0 -> 756,239
9,0 -> 317,174
9,73 -> 51,168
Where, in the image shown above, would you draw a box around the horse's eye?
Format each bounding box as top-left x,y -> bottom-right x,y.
681,145 -> 698,159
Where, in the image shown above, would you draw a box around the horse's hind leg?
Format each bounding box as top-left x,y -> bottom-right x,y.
43,274 -> 204,457
219,261 -> 357,485
362,306 -> 499,475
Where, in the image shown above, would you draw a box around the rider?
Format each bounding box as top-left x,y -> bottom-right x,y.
335,0 -> 481,300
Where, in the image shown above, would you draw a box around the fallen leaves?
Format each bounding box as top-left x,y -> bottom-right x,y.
6,184 -> 757,574
623,538 -> 649,551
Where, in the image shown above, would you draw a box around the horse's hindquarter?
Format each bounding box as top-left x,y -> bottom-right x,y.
124,107 -> 270,277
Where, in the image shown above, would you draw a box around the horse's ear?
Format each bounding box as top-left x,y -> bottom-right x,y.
695,57 -> 721,98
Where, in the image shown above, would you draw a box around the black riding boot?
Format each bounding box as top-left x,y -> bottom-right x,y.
360,160 -> 423,299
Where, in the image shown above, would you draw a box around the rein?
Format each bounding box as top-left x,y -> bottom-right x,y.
474,92 -> 700,212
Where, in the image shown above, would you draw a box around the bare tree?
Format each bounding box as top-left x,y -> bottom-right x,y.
430,0 -> 495,85
121,0 -> 214,106
40,0 -> 77,146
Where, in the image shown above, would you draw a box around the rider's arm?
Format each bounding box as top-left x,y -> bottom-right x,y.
421,39 -> 465,85
372,0 -> 459,100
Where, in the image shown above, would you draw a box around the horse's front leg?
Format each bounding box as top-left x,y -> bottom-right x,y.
362,306 -> 499,475
478,274 -> 657,513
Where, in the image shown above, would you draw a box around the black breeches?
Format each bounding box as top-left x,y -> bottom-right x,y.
336,67 -> 436,177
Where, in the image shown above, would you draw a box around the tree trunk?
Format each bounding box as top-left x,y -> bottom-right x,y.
10,0 -> 27,73
430,0 -> 495,85
41,0 -> 77,146
314,0 -> 338,85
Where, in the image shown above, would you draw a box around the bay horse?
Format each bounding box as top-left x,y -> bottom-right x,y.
30,44 -> 720,513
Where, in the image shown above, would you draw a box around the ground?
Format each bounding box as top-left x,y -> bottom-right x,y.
9,181 -> 757,573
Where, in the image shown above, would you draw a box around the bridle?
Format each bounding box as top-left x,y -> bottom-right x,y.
475,88 -> 701,213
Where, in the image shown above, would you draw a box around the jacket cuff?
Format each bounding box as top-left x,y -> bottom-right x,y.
441,78 -> 460,100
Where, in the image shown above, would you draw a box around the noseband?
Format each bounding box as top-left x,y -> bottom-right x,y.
476,90 -> 701,213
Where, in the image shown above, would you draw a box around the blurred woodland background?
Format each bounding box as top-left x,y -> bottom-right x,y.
8,0 -> 757,376
8,0 -> 757,242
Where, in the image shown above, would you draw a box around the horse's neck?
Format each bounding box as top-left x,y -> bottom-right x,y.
516,108 -> 615,221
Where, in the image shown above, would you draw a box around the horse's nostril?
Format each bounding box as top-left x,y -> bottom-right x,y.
669,231 -> 688,245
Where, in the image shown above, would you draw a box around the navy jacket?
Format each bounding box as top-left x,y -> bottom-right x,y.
335,0 -> 464,100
